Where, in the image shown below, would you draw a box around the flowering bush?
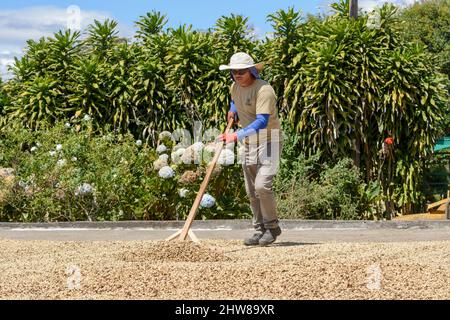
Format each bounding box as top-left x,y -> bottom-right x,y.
0,120 -> 251,222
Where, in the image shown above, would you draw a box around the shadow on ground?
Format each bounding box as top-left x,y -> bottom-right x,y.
224,241 -> 318,253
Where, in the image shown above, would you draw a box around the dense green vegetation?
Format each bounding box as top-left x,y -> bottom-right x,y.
0,0 -> 448,220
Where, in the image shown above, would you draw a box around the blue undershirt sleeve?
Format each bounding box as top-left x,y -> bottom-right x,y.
236,114 -> 270,141
229,101 -> 237,113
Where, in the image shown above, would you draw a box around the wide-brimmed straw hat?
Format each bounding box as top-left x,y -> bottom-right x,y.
219,52 -> 264,71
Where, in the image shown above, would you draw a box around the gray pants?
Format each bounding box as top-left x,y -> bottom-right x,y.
241,140 -> 283,231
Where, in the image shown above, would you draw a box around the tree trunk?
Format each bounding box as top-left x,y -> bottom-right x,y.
350,0 -> 358,18
364,142 -> 372,182
354,120 -> 361,170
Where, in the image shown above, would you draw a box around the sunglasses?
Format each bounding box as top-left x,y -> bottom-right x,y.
231,69 -> 249,75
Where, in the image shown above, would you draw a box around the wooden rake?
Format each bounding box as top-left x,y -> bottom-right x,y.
166,118 -> 235,243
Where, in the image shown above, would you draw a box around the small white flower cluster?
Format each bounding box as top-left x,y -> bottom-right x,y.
57,159 -> 66,167
75,183 -> 94,196
48,143 -> 64,157
178,188 -> 189,198
136,140 -> 143,146
200,193 -> 216,208
30,142 -> 42,153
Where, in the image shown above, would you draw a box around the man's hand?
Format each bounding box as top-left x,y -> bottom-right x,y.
227,111 -> 237,123
218,132 -> 238,144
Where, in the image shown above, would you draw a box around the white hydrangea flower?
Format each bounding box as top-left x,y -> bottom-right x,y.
158,166 -> 175,179
136,139 -> 143,146
65,123 -> 71,128
200,193 -> 216,208
75,183 -> 94,196
57,159 -> 66,167
30,146 -> 37,153
218,149 -> 235,166
49,151 -> 57,157
56,144 -> 63,151
83,114 -> 91,122
156,144 -> 167,154
171,148 -> 186,164
159,154 -> 169,161
153,158 -> 168,171
178,188 -> 189,198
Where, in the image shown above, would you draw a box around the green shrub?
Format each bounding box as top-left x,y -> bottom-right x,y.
275,146 -> 383,220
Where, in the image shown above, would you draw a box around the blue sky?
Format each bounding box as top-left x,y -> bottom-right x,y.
0,0 -> 330,79
0,0 -> 416,79
0,1 -> 326,34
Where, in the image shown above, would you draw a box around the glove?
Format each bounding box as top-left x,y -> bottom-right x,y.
227,111 -> 237,123
218,132 -> 238,144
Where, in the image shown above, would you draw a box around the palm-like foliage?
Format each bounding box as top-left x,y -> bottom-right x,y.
86,19 -> 120,60
132,45 -> 172,143
265,7 -> 305,114
10,38 -> 50,81
67,57 -> 107,122
330,0 -> 350,17
284,3 -> 448,213
135,11 -> 168,41
7,76 -> 62,130
214,14 -> 256,56
165,25 -> 213,127
105,42 -> 138,132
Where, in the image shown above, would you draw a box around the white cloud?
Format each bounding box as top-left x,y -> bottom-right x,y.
0,6 -> 133,80
359,0 -> 420,12
318,0 -> 420,15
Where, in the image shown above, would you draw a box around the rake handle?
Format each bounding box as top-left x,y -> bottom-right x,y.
179,119 -> 235,240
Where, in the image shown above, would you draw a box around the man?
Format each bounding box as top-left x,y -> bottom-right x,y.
218,52 -> 284,246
